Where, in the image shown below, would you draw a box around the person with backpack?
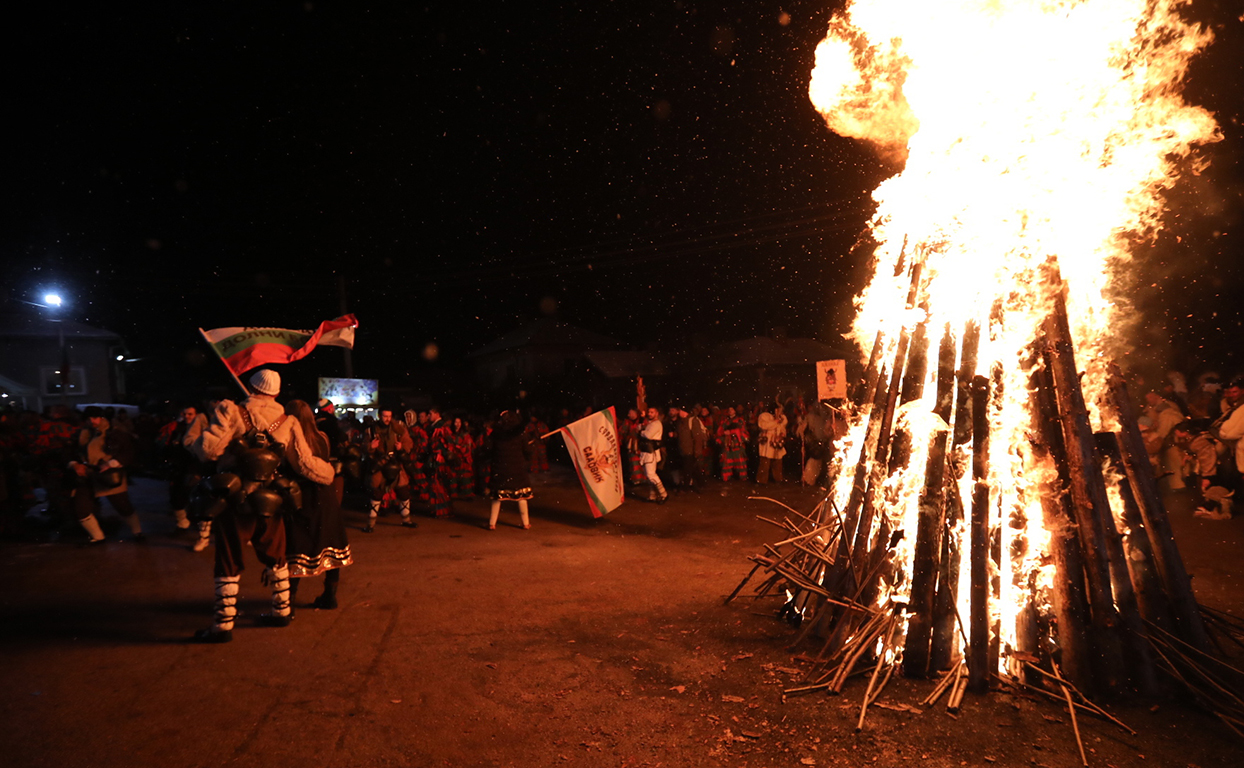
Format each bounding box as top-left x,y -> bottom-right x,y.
188,369 -> 335,643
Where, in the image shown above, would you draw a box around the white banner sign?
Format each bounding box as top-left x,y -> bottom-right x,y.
559,407 -> 624,517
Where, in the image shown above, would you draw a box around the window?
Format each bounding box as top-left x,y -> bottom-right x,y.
40,367 -> 88,397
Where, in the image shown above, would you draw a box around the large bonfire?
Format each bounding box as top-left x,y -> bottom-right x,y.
734,0 -> 1240,727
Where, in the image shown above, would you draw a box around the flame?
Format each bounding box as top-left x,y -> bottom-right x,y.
811,0 -> 1218,672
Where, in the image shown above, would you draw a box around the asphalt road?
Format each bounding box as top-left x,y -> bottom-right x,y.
2,470 -> 1242,767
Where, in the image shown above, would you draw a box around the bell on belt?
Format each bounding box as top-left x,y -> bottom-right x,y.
237,447 -> 281,482
208,472 -> 242,499
271,476 -> 302,511
380,461 -> 401,483
246,487 -> 284,518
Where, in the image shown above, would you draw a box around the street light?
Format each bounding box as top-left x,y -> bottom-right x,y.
43,293 -> 63,307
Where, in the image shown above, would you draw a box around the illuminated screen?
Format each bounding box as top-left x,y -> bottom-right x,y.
318,377 -> 379,406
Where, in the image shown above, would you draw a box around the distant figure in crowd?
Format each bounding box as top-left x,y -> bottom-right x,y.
638,407 -> 667,503
157,404 -> 207,534
1213,376 -> 1244,497
676,406 -> 706,492
284,400 -> 352,609
403,410 -> 431,507
448,416 -> 475,500
1171,420 -> 1234,520
364,408 -> 415,532
189,369 -> 334,643
315,399 -> 345,452
487,409 -> 533,530
1144,390 -> 1185,490
474,418 -> 492,496
527,415 -> 550,475
70,405 -> 142,544
427,408 -> 455,517
663,406 -> 683,489
716,406 -> 748,484
756,403 -> 788,484
622,409 -> 645,486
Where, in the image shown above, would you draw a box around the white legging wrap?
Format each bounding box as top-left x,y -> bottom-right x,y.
489,499 -> 529,528
642,460 -> 666,499
212,576 -> 241,632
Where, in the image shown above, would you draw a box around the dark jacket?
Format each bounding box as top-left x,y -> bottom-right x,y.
489,422 -> 532,492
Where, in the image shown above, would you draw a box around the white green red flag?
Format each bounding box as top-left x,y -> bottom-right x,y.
199,315 -> 358,375
559,407 -> 625,518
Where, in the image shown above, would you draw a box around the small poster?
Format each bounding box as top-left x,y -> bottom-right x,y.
816,359 -> 847,401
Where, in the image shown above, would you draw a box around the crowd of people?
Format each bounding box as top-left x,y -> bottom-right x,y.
3,364 -> 1242,642
1138,371 -> 1244,521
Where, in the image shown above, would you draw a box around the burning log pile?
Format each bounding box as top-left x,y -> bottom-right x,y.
727,0 -> 1244,747
729,254 -> 1244,737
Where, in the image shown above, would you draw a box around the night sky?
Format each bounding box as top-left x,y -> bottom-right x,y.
4,1 -> 1242,400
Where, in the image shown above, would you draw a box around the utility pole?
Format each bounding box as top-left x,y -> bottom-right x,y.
337,273 -> 354,377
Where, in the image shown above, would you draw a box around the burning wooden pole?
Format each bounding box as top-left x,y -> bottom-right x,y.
968,374 -> 991,693
848,262 -> 924,588
1105,366 -> 1211,651
1091,431 -> 1158,694
1030,351 -> 1095,692
1094,431 -> 1173,631
1040,264 -> 1127,695
903,324 -> 957,678
930,320 -> 979,671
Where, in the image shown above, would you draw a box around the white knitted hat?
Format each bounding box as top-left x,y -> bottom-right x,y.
249,369 -> 281,396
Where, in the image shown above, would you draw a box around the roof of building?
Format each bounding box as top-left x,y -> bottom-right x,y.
704,336 -> 847,369
468,318 -> 622,358
0,372 -> 36,396
583,350 -> 667,379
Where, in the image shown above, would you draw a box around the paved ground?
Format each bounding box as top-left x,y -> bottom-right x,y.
2,469 -> 1242,767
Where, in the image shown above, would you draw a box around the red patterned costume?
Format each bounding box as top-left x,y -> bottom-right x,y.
447,419 -> 475,500
716,412 -> 749,481
427,418 -> 454,517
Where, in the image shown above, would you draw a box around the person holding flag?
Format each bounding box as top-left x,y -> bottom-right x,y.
189,369 -> 335,643
198,315 -> 357,385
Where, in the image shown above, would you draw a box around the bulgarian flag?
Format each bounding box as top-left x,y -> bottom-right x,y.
199,315 -> 358,376
557,407 -> 625,518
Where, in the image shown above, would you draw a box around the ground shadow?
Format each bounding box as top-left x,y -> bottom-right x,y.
0,598 -> 217,647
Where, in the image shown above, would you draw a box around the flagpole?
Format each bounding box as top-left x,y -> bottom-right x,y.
539,429 -> 562,440
198,327 -> 250,397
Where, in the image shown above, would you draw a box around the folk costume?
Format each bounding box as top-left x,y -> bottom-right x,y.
756,409 -> 789,484
285,410 -> 352,610
365,416 -> 415,531
622,414 -> 645,486
678,411 -> 707,491
474,425 -> 492,496
190,370 -> 334,642
487,412 -> 533,529
638,416 -> 667,503
716,414 -> 748,481
27,413 -> 76,523
158,411 -> 208,532
404,414 -> 431,507
70,409 -> 142,543
427,417 -> 454,517
448,421 -> 475,500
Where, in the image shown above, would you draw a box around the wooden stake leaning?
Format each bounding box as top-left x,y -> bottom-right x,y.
857,616 -> 900,731
1052,660 -> 1089,767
